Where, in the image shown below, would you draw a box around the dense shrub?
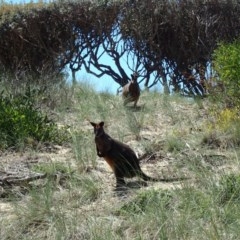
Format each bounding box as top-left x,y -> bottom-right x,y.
213,40 -> 240,108
0,90 -> 69,149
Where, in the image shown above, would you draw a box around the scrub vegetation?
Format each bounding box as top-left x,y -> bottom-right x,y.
1,1 -> 240,239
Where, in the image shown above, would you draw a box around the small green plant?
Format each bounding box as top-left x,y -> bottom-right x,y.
216,108 -> 240,146
217,174 -> 240,205
216,108 -> 239,131
201,131 -> 222,148
205,108 -> 240,147
0,90 -> 69,149
165,135 -> 185,152
125,109 -> 144,140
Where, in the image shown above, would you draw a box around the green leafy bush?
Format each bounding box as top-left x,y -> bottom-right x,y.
0,90 -> 69,149
213,40 -> 240,108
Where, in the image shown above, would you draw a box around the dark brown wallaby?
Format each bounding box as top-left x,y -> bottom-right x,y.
122,72 -> 140,107
90,121 -> 186,189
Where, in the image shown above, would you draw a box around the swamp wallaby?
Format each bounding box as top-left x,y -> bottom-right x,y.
122,72 -> 140,107
90,121 -> 183,189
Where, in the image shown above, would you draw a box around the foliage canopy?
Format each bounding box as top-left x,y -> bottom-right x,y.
0,0 -> 240,96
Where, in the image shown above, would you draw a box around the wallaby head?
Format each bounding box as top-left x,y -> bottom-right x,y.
131,72 -> 139,83
90,121 -> 105,137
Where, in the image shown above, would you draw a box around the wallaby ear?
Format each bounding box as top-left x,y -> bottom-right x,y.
99,121 -> 104,127
90,122 -> 96,127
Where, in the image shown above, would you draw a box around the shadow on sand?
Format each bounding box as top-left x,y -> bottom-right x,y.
114,180 -> 148,197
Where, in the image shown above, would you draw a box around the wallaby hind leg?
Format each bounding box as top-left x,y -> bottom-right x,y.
115,169 -> 126,189
116,178 -> 126,189
123,97 -> 130,106
133,100 -> 138,108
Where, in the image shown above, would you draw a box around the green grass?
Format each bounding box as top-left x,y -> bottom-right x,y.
1,81 -> 240,240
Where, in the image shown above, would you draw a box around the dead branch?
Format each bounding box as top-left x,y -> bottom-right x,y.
0,173 -> 47,186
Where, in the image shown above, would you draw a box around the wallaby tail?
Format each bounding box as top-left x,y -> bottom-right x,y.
139,171 -> 189,182
140,172 -> 159,182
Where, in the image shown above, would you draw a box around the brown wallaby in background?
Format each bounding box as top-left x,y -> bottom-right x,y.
122,72 -> 140,107
90,121 -> 185,189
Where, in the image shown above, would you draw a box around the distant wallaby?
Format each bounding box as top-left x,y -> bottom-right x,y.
122,72 -> 140,107
90,121 -> 182,189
